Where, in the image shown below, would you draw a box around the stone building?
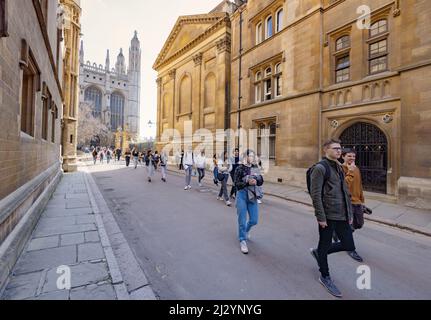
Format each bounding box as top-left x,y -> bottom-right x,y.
0,0 -> 66,283
230,0 -> 431,208
153,1 -> 236,151
60,0 -> 81,172
79,32 -> 141,141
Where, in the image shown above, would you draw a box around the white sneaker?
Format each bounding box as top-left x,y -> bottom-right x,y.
188,185 -> 192,190
226,201 -> 232,207
240,241 -> 249,254
184,186 -> 189,190
217,197 -> 223,201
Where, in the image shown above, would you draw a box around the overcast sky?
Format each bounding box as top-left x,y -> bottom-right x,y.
80,0 -> 224,139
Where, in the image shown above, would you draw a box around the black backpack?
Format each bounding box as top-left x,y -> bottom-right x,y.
306,160 -> 331,195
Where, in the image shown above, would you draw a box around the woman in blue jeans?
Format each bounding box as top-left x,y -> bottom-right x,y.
233,150 -> 264,254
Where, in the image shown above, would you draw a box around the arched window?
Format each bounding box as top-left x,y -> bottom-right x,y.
370,19 -> 387,37
336,35 -> 350,51
265,16 -> 273,39
179,75 -> 192,115
275,63 -> 282,97
276,8 -> 284,32
256,22 -> 263,45
110,92 -> 125,132
264,67 -> 272,101
255,72 -> 262,103
84,86 -> 102,118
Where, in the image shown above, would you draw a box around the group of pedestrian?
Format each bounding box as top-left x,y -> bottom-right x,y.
308,139 -> 368,298
91,147 -> 122,165
123,147 -> 168,183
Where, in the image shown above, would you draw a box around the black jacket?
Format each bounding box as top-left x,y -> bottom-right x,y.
234,164 -> 264,191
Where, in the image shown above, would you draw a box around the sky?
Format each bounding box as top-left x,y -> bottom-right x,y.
80,0 -> 225,139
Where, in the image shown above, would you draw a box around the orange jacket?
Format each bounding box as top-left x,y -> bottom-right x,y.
343,164 -> 365,205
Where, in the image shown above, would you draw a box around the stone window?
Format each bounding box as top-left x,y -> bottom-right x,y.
276,8 -> 283,33
254,72 -> 262,103
51,105 -> 57,143
369,19 -> 389,74
20,46 -> 40,137
255,119 -> 277,160
265,16 -> 273,39
41,83 -> 51,141
275,63 -> 282,97
84,86 -> 103,118
253,60 -> 283,103
110,92 -> 125,132
336,35 -> 350,51
179,74 -> 192,115
333,35 -> 351,83
255,22 -> 263,45
0,0 -> 8,37
335,55 -> 350,83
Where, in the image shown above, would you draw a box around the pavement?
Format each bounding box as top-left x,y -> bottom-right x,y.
166,166 -> 431,237
0,164 -> 156,300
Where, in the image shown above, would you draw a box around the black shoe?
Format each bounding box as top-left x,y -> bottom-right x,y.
319,276 -> 342,298
348,251 -> 363,262
310,248 -> 320,268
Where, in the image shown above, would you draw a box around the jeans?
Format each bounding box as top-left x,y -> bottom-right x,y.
147,164 -> 155,178
236,189 -> 259,242
185,165 -> 192,186
161,166 -> 167,179
107,156 -> 111,164
93,157 -> 97,165
197,168 -> 205,183
218,174 -> 229,201
317,220 -> 356,277
134,156 -> 139,169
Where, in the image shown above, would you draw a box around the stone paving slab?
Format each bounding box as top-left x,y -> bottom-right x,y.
2,272 -> 43,300
61,233 -> 85,246
70,283 -> 116,300
78,243 -> 105,262
42,262 -> 110,294
85,231 -> 100,243
13,246 -> 77,275
27,236 -> 60,252
34,223 -> 97,238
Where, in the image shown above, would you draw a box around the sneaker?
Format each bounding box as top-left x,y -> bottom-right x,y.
184,186 -> 189,190
319,276 -> 342,298
217,197 -> 223,201
188,185 -> 192,190
240,241 -> 249,254
348,251 -> 364,263
310,248 -> 320,268
226,201 -> 232,207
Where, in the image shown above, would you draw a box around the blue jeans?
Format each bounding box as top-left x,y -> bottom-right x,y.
236,189 -> 259,242
185,165 -> 193,186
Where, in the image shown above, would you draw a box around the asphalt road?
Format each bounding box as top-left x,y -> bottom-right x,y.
88,161 -> 431,300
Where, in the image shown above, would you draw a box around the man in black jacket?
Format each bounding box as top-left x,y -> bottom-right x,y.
309,139 -> 356,298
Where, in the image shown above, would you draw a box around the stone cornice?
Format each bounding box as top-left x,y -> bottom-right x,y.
153,14 -> 230,70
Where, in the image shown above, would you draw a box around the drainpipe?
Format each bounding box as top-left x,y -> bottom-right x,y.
237,8 -> 243,148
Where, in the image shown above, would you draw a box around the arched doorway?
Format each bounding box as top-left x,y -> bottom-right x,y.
340,122 -> 388,194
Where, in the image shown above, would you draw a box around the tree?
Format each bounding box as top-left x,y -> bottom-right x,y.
77,102 -> 112,147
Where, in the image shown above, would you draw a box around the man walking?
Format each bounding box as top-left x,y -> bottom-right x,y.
309,139 -> 356,298
183,147 -> 194,190
229,148 -> 242,200
342,148 -> 365,262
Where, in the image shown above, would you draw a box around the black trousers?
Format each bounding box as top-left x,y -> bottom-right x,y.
317,220 -> 356,278
230,172 -> 236,197
125,157 -> 130,167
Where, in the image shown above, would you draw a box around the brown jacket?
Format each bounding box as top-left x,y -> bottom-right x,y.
343,164 -> 365,205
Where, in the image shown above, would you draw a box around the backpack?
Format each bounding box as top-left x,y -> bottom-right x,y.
306,160 -> 331,195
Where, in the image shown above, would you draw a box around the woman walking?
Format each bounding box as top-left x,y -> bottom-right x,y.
217,151 -> 232,206
196,150 -> 207,187
234,149 -> 264,254
183,147 -> 194,190
132,147 -> 140,169
92,148 -> 98,165
160,151 -> 168,182
145,150 -> 155,182
124,149 -> 132,167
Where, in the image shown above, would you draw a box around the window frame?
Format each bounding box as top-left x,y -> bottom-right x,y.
275,63 -> 282,97
275,8 -> 283,33
368,19 -> 389,75
265,15 -> 273,40
255,22 -> 263,45
335,55 -> 350,83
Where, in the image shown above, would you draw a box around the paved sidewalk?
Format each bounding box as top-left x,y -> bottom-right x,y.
167,166 -> 431,237
1,169 -> 155,300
